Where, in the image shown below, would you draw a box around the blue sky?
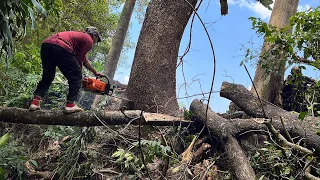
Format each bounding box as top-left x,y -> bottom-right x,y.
114,0 -> 320,113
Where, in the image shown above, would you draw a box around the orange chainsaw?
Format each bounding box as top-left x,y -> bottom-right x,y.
81,75 -> 114,95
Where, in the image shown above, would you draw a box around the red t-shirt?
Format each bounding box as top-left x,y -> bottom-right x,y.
43,31 -> 93,69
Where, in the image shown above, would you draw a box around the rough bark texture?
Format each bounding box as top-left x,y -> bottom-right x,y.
251,0 -> 299,106
122,0 -> 198,116
190,99 -> 256,180
221,81 -> 320,156
0,107 -> 190,126
104,0 -> 136,80
224,134 -> 255,180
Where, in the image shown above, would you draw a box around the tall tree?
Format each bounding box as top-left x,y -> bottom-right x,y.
91,0 -> 136,108
251,0 -> 299,106
122,0 -> 198,116
104,0 -> 137,80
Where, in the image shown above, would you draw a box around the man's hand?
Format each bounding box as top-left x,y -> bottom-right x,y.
94,72 -> 104,77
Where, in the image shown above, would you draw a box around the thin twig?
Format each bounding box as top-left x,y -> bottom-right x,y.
184,0 -> 217,150
138,110 -> 152,180
200,160 -> 216,180
280,116 -> 294,143
304,157 -> 320,180
243,64 -> 267,117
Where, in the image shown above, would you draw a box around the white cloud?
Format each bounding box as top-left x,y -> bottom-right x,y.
229,1 -> 312,19
247,85 -> 252,91
298,4 -> 311,12
229,0 -> 273,19
124,76 -> 130,84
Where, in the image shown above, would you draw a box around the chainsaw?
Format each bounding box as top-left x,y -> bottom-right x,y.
81,75 -> 114,95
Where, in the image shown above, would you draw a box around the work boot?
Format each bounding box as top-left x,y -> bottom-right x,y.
29,96 -> 41,111
64,103 -> 84,114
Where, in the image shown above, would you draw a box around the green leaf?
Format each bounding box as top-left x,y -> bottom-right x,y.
260,148 -> 269,151
302,23 -> 311,31
298,111 -> 308,120
0,167 -> 5,180
18,156 -> 28,160
283,167 -> 291,175
30,160 -> 38,168
27,7 -> 35,29
288,46 -> 293,54
0,133 -> 10,149
111,149 -> 124,158
317,130 -> 320,136
31,0 -> 47,17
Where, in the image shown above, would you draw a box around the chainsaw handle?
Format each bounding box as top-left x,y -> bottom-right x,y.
96,74 -> 110,82
96,74 -> 106,79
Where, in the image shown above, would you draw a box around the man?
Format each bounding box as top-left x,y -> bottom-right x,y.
29,26 -> 103,113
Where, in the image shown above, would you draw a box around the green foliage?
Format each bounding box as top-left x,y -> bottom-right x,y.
248,7 -> 320,71
243,8 -> 320,122
112,148 -> 140,171
250,141 -> 300,179
43,126 -> 77,141
0,65 -> 68,108
298,111 -> 308,120
0,133 -> 10,149
0,68 -> 40,107
0,138 -> 29,180
0,168 -> 4,180
55,127 -> 96,180
112,139 -> 172,177
0,0 -> 61,63
55,129 -> 83,179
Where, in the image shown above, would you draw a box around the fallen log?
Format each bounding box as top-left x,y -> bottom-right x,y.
0,107 -> 191,127
190,99 -> 256,180
220,81 -> 320,157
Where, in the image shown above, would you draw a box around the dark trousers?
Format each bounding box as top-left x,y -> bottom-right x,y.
34,43 -> 82,103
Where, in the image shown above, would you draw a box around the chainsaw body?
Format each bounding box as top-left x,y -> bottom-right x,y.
82,76 -> 114,95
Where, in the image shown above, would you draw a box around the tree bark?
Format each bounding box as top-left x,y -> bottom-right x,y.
189,99 -> 256,180
221,81 -> 320,156
122,0 -> 198,116
92,0 -> 136,108
104,0 -> 136,81
0,107 -> 190,127
251,0 -> 299,106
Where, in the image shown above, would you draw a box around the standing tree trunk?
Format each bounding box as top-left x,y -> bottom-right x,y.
122,0 -> 198,116
251,0 -> 299,106
104,0 -> 137,80
92,0 -> 136,108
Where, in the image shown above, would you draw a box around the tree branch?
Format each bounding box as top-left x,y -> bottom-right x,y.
293,55 -> 319,69
220,81 -> 320,157
190,99 -> 256,180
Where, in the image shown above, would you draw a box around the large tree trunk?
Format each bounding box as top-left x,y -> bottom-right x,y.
122,0 -> 198,116
251,0 -> 299,106
103,0 -> 136,80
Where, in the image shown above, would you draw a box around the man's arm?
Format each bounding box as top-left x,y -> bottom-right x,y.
83,58 -> 104,77
83,58 -> 97,75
